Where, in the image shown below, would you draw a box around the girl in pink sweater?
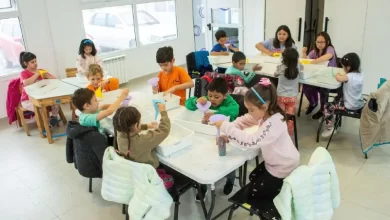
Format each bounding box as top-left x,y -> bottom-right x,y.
213,78 -> 300,201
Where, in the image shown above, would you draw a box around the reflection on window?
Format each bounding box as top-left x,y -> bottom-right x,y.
0,17 -> 25,76
136,0 -> 178,46
0,0 -> 11,9
82,5 -> 137,53
211,8 -> 240,25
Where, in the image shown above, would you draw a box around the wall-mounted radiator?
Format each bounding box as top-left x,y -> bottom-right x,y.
103,55 -> 127,84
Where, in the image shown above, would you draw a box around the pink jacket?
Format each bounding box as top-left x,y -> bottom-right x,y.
7,78 -> 21,124
220,113 -> 300,178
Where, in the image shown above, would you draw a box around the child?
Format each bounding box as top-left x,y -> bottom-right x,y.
113,104 -> 174,189
152,46 -> 194,105
72,88 -> 129,133
212,78 -> 300,203
274,48 -> 301,137
76,39 -> 103,74
19,52 -> 59,127
321,53 -> 364,138
225,51 -> 262,87
86,64 -> 119,92
301,32 -> 338,119
185,78 -> 239,123
210,30 -> 239,56
256,25 -> 297,56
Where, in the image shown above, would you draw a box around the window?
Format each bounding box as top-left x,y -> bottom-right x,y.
0,17 -> 25,76
0,0 -> 11,9
136,1 -> 177,46
82,5 -> 136,53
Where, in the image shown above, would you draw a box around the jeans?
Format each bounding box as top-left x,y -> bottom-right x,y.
303,85 -> 330,111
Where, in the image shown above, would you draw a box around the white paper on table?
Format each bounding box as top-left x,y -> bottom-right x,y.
25,80 -> 60,96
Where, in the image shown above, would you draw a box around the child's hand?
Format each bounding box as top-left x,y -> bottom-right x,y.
157,103 -> 166,112
203,112 -> 214,121
99,79 -> 110,89
302,47 -> 308,55
216,135 -> 230,145
147,121 -> 159,129
152,86 -> 159,94
212,120 -> 225,129
252,64 -> 262,71
163,86 -> 176,96
196,97 -> 208,105
120,88 -> 129,99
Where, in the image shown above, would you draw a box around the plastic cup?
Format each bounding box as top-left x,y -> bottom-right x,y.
196,101 -> 211,113
209,114 -> 227,123
122,96 -> 132,107
148,77 -> 159,87
217,136 -> 227,156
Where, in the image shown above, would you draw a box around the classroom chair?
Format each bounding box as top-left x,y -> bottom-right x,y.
186,51 -> 213,99
65,68 -> 78,120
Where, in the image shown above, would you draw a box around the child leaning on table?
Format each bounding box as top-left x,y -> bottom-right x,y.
19,52 -> 60,128
152,46 -> 194,105
274,48 -> 302,137
225,51 -> 262,88
86,64 -> 119,92
212,78 -> 300,203
112,104 -> 174,189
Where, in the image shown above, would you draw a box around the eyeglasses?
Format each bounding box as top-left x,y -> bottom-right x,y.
316,41 -> 326,45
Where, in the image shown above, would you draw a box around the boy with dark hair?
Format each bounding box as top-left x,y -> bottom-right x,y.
210,30 -> 239,56
153,46 -> 194,105
185,77 -> 239,198
72,88 -> 129,133
225,51 -> 262,87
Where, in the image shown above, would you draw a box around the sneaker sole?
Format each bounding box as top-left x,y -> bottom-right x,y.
322,130 -> 336,138
195,191 -> 208,203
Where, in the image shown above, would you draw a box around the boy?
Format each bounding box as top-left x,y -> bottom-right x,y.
185,78 -> 239,198
225,51 -> 262,87
86,64 -> 119,92
210,30 -> 239,56
72,88 -> 129,133
152,46 -> 194,105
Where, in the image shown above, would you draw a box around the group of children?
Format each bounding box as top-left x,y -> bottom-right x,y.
17,26 -> 364,205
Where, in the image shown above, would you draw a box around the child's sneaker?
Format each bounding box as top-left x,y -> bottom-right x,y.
321,127 -> 336,138
223,181 -> 234,195
49,116 -> 59,128
305,105 -> 317,115
312,111 -> 324,120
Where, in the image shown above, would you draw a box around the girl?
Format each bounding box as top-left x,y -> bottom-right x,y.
274,48 -> 301,137
255,25 -> 297,56
213,78 -> 300,202
321,53 -> 364,138
301,32 -> 338,119
76,39 -> 103,74
112,104 -> 174,189
19,52 -> 60,127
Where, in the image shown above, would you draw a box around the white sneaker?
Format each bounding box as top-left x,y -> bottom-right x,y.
322,127 -> 336,138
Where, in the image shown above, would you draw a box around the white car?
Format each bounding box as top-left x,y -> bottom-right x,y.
85,9 -> 177,50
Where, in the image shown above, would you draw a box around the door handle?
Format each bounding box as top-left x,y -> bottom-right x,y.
324,17 -> 329,32
207,23 -> 211,31
298,18 -> 302,42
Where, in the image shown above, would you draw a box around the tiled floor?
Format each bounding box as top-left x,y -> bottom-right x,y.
1,75 -> 390,220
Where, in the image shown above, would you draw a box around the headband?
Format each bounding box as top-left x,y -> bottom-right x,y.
83,39 -> 93,44
250,78 -> 272,104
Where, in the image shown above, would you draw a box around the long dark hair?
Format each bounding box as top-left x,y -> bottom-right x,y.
112,107 -> 141,158
78,39 -> 97,59
341,53 -> 361,73
282,48 -> 299,80
245,82 -> 286,121
273,25 -> 295,49
19,52 -> 36,69
314,32 -> 336,57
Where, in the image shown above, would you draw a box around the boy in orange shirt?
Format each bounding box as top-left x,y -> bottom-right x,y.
152,46 -> 194,105
86,64 -> 119,92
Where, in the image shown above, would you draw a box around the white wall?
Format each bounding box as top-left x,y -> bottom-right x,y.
243,0 -> 265,55
0,0 -> 194,118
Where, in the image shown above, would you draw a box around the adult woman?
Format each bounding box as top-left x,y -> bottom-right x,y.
256,25 -> 297,56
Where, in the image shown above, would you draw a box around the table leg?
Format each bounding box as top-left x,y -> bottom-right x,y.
197,184 -> 208,218
41,106 -> 53,144
33,105 -> 45,138
238,166 -> 244,188
298,90 -> 304,117
206,184 -> 216,220
58,106 -> 67,125
243,161 -> 248,186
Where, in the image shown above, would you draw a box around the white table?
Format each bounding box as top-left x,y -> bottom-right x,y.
100,94 -> 260,220
24,79 -> 79,143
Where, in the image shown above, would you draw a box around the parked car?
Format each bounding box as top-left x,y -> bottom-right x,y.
85,8 -> 177,50
0,18 -> 25,68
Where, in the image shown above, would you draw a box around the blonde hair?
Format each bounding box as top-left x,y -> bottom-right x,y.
87,64 -> 103,78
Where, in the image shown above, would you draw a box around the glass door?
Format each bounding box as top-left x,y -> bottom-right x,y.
205,0 -> 244,52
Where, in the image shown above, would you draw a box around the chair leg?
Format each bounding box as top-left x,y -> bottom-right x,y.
18,109 -> 31,136
58,106 -> 67,125
125,205 -> 129,220
317,116 -> 326,142
326,115 -> 341,150
243,161 -> 248,186
255,156 -> 259,166
174,198 -> 180,220
89,178 -> 93,193
297,90 -> 304,117
227,205 -> 238,220
293,116 -> 298,150
16,111 -> 22,127
122,204 -> 126,215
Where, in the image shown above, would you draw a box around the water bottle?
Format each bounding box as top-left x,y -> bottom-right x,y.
217,136 -> 226,156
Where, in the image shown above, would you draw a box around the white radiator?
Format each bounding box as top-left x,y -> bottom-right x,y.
103,55 -> 127,84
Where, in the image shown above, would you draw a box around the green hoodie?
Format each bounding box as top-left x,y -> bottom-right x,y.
225,65 -> 256,83
185,94 -> 239,122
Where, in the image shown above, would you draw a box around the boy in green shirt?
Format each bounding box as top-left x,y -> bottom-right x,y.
225,51 -> 262,87
185,77 -> 239,122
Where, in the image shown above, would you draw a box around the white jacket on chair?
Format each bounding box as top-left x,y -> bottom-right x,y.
101,147 -> 173,220
274,147 -> 340,220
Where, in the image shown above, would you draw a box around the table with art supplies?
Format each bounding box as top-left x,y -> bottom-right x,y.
99,91 -> 260,220
23,79 -> 79,144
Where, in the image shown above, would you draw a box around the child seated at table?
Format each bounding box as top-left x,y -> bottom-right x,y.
210,30 -> 239,56
71,88 -> 129,134
19,51 -> 60,128
86,64 -> 119,92
112,104 -> 174,189
225,51 -> 262,88
152,46 -> 194,105
212,78 -> 300,203
185,78 -> 239,123
321,53 -> 364,138
274,48 -> 302,137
